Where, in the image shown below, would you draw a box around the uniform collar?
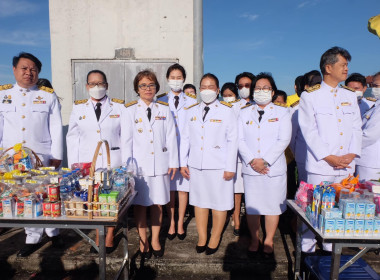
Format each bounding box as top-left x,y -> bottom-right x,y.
138,98 -> 154,110
321,81 -> 338,93
14,83 -> 38,92
91,95 -> 108,108
169,90 -> 183,100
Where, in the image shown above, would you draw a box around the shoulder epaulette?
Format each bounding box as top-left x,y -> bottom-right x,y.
124,100 -> 138,108
274,102 -> 288,108
156,92 -> 168,99
156,100 -> 169,106
0,84 -> 13,91
241,103 -> 252,110
220,101 -> 233,108
231,99 -> 241,103
290,100 -> 300,108
111,98 -> 124,104
340,85 -> 355,92
74,99 -> 88,105
38,86 -> 54,94
306,84 -> 321,93
185,92 -> 196,99
366,97 -> 377,102
185,103 -> 199,110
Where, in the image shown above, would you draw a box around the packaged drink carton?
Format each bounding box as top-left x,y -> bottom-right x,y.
343,200 -> 356,219
335,219 -> 345,236
323,219 -> 335,236
24,197 -> 35,218
355,202 -> 366,219
344,219 -> 355,236
354,220 -> 364,237
373,218 -> 380,237
365,203 -> 376,220
2,197 -> 14,218
364,220 -> 374,237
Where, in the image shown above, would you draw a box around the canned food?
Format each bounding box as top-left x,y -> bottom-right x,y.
51,202 -> 61,217
48,185 -> 60,202
43,200 -> 52,216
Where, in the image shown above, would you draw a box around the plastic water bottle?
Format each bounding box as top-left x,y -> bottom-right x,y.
59,174 -> 72,215
112,170 -> 126,198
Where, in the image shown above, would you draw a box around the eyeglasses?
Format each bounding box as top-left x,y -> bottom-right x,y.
138,83 -> 157,90
87,82 -> 107,88
238,83 -> 251,90
254,87 -> 272,93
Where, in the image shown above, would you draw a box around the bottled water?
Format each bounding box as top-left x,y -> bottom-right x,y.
59,174 -> 72,215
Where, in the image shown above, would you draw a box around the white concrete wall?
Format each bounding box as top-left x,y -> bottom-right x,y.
49,0 -> 194,124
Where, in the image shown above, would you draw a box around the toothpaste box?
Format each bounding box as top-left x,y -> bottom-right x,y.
364,220 -> 374,237
343,200 -> 356,219
335,218 -> 345,236
344,219 -> 355,236
323,219 -> 335,236
355,202 -> 366,219
331,208 -> 343,218
319,214 -> 324,231
373,218 -> 380,237
354,220 -> 365,237
365,203 -> 376,220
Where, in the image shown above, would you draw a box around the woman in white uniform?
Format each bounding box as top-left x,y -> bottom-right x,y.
239,73 -> 291,258
157,64 -> 197,241
180,73 -> 238,255
122,70 -> 178,259
221,82 -> 245,236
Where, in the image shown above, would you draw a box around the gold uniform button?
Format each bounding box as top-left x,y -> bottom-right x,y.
257,138 -> 260,141
21,115 -> 25,119
22,128 -> 25,131
23,93 -> 26,96
97,130 -> 100,133
22,140 -> 26,144
201,147 -> 203,150
258,125 -> 260,128
149,130 -> 152,132
330,89 -> 333,93
22,103 -> 25,106
338,119 -> 341,122
150,140 -> 153,144
99,153 -> 102,156
340,146 -> 343,149
201,136 -> 203,140
336,106 -> 339,109
258,150 -> 260,153
202,126 -> 204,128
334,94 -> 337,97
151,152 -> 154,155
340,132 -> 343,135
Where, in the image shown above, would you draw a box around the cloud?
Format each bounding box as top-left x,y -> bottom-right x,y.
240,13 -> 259,21
0,0 -> 39,17
297,0 -> 320,9
0,30 -> 49,46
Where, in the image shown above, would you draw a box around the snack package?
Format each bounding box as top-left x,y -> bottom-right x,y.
295,181 -> 314,211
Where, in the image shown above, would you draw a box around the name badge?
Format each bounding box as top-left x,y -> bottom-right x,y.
210,119 -> 222,123
109,114 -> 120,118
33,101 -> 46,104
268,118 -> 279,122
155,116 -> 166,120
341,102 -> 351,106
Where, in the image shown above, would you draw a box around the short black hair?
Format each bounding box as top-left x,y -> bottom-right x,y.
320,46 -> 351,75
200,73 -> 219,88
37,78 -> 53,89
250,72 -> 277,99
304,70 -> 322,87
373,71 -> 380,81
166,63 -> 186,81
13,52 -> 42,73
235,72 -> 256,86
220,82 -> 238,98
87,70 -> 108,84
345,73 -> 366,87
272,90 -> 287,103
133,69 -> 160,94
183,83 -> 196,92
295,75 -> 305,96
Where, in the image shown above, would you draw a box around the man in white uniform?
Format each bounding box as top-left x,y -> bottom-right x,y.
0,52 -> 63,257
299,47 -> 362,253
345,73 -> 375,116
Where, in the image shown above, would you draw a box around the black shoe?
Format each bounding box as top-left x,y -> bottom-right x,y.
262,251 -> 275,259
196,245 -> 206,253
17,244 -> 39,257
177,232 -> 186,240
233,228 -> 240,237
247,249 -> 260,259
139,250 -> 152,261
90,246 -> 98,254
205,245 -> 219,255
152,247 -> 164,258
167,233 -> 176,240
51,235 -> 64,249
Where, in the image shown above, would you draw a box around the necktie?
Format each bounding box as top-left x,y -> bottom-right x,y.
147,107 -> 151,121
258,110 -> 265,122
95,102 -> 101,121
203,106 -> 210,121
174,96 -> 179,109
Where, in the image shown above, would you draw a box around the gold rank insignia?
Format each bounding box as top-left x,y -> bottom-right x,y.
125,100 -> 138,108
241,103 -> 252,110
220,101 -> 233,108
185,92 -> 196,99
157,100 -> 169,106
138,128 -> 143,133
340,85 -> 355,92
36,96 -> 43,100
231,99 -> 241,103
306,84 -> 321,93
0,84 -> 13,91
111,98 -> 124,104
75,99 -> 88,105
38,86 -> 54,93
156,92 -> 168,99
274,102 -> 287,108
185,103 -> 199,110
366,97 -> 377,102
290,100 -> 299,108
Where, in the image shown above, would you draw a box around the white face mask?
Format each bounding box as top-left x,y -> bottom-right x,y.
168,80 -> 184,92
223,96 -> 236,103
89,86 -> 107,100
254,90 -> 272,105
239,87 -> 250,99
200,89 -> 217,104
355,91 -> 363,100
371,87 -> 380,100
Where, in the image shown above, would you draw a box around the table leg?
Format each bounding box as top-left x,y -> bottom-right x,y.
294,216 -> 302,280
99,226 -> 106,280
330,243 -> 342,280
114,225 -> 129,280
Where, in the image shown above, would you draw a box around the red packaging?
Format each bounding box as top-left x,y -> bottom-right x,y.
0,201 -> 3,216
48,185 -> 60,202
16,201 -> 24,217
43,200 -> 52,216
51,202 -> 61,217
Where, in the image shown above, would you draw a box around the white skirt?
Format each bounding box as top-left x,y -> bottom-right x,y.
133,174 -> 170,206
234,161 -> 244,194
243,173 -> 287,215
189,167 -> 234,211
170,171 -> 190,192
356,165 -> 380,181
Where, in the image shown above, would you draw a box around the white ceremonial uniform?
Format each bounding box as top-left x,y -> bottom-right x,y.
289,98 -> 308,183
358,97 -> 375,117
180,100 -> 238,211
157,91 -> 197,191
239,103 -> 291,215
121,99 -> 178,206
298,82 -> 362,252
66,96 -> 125,168
0,83 -> 63,244
356,99 -> 380,180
